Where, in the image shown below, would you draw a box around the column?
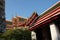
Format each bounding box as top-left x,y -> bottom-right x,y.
50,23 -> 59,40
31,31 -> 37,40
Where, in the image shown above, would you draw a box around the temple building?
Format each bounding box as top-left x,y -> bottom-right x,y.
6,16 -> 27,30
5,1 -> 60,40
6,12 -> 38,30
28,1 -> 60,40
0,0 -> 6,32
25,12 -> 38,27
6,20 -> 12,30
25,12 -> 38,40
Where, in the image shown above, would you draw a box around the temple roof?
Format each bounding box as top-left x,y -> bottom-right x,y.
6,20 -> 12,25
39,1 -> 60,18
29,1 -> 60,31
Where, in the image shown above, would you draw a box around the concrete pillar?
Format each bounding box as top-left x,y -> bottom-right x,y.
31,31 -> 36,40
50,23 -> 59,40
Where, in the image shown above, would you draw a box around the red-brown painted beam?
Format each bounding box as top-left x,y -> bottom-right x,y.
35,6 -> 60,24
29,15 -> 59,31
29,7 -> 60,31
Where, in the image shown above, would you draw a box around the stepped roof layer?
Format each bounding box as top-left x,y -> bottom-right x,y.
29,1 -> 60,31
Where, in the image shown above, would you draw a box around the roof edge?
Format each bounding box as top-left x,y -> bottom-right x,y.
40,1 -> 60,16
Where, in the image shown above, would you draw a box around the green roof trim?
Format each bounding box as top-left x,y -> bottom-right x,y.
6,22 -> 12,25
19,18 -> 26,22
39,2 -> 60,18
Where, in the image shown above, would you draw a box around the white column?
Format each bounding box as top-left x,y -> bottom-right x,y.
50,23 -> 59,40
31,31 -> 36,40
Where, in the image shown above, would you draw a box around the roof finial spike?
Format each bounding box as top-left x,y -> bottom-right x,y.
33,11 -> 37,14
33,10 -> 37,13
11,13 -> 15,20
15,12 -> 18,17
12,13 -> 14,19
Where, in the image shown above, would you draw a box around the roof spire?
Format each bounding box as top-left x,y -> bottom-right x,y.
15,12 -> 18,17
33,11 -> 37,14
12,13 -> 14,19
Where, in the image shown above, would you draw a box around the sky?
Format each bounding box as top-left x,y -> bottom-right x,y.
5,0 -> 59,20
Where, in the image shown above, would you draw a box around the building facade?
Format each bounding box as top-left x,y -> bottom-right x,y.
5,1 -> 60,40
6,16 -> 27,30
25,12 -> 38,40
29,1 -> 60,40
0,0 -> 6,32
25,12 -> 38,27
6,12 -> 38,30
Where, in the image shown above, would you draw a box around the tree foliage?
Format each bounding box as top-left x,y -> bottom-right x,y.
0,28 -> 31,40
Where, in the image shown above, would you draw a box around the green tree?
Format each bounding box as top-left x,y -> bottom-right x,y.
0,27 -> 31,40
